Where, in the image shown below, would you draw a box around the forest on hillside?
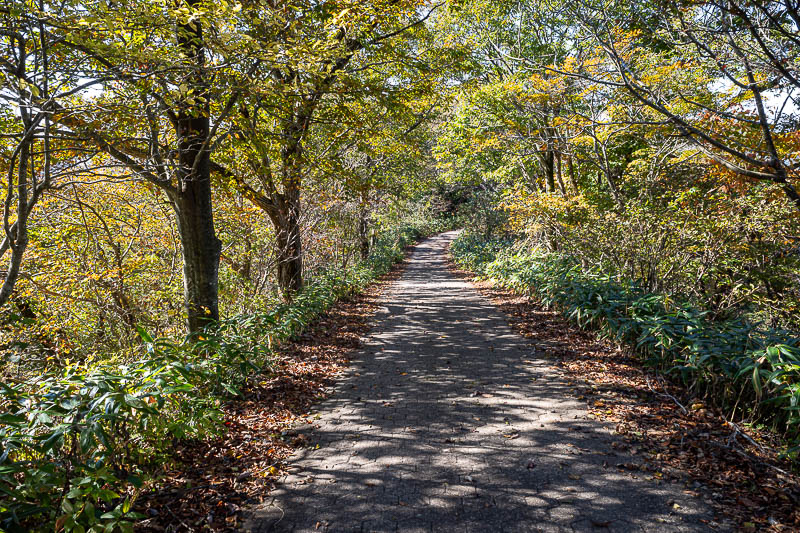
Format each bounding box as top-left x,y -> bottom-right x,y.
2,0 -> 800,530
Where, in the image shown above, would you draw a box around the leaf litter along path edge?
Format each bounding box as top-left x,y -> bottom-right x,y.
456,248 -> 800,531
243,231 -> 723,533
134,247 -> 409,532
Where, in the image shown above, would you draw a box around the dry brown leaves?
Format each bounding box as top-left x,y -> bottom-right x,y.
459,270 -> 800,532
134,263 -> 408,532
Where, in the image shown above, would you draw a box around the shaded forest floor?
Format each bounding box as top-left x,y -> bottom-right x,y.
454,268 -> 800,531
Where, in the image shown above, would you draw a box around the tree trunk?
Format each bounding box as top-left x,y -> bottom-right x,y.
593,138 -> 625,210
566,153 -> 579,195
517,161 -> 538,191
241,183 -> 303,302
272,158 -> 303,300
0,121 -> 30,308
172,187 -> 221,333
173,3 -> 221,333
0,36 -> 31,308
359,214 -> 370,261
604,168 -> 625,210
543,149 -> 555,193
555,152 -> 567,196
275,196 -> 303,301
272,108 -> 308,301
358,191 -> 370,261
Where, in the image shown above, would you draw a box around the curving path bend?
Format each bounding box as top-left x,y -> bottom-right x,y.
244,232 -> 717,533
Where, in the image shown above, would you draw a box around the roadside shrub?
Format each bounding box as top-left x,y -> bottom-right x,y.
502,184 -> 800,329
451,233 -> 800,455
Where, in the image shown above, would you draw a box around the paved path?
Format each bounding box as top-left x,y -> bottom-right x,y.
245,232 -> 716,532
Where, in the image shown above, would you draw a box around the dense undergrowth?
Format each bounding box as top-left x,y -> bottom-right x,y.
0,219 -> 445,533
451,232 -> 800,457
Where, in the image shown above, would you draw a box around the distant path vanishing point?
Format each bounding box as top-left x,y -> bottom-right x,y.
244,231 -> 718,533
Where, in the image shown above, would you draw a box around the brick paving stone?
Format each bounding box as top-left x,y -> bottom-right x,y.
243,232 -> 722,533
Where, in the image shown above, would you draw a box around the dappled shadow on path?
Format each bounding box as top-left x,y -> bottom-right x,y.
245,233 -> 717,533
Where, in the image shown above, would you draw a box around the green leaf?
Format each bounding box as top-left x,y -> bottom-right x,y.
752,364 -> 762,398
222,382 -> 242,396
0,413 -> 27,424
67,487 -> 85,499
40,429 -> 64,453
123,394 -> 146,409
80,428 -> 96,453
84,501 -> 96,524
135,325 -> 154,344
